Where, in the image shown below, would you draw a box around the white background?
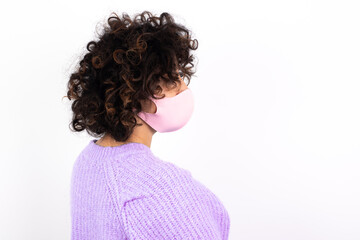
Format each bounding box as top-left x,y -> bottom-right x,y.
0,0 -> 359,239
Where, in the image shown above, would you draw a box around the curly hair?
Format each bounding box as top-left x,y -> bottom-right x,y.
64,10 -> 198,142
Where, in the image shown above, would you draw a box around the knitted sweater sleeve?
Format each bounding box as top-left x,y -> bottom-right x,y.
121,194 -> 223,239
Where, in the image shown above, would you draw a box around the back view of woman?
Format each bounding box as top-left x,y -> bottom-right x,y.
65,10 -> 230,239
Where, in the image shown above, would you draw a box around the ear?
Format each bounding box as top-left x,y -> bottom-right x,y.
139,98 -> 157,114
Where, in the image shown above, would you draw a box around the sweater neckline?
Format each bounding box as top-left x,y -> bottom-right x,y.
86,139 -> 153,159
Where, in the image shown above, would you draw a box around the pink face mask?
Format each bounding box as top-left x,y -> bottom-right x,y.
136,88 -> 195,133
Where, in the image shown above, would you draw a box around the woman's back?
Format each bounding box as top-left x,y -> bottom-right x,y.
70,140 -> 230,239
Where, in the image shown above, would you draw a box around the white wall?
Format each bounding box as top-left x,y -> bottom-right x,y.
0,0 -> 359,239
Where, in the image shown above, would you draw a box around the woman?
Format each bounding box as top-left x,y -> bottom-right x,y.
66,10 -> 230,239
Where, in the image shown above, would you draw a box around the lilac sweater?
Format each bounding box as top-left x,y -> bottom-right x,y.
70,139 -> 230,239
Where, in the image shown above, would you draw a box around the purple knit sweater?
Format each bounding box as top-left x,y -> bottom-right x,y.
70,139 -> 230,239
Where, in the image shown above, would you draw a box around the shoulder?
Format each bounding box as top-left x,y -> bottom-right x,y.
103,151 -> 195,201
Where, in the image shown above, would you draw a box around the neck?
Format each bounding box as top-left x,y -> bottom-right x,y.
95,116 -> 156,148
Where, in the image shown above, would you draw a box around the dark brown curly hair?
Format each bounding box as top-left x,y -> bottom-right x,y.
64,11 -> 198,142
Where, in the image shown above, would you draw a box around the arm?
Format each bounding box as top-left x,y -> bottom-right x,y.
120,193 -> 223,239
